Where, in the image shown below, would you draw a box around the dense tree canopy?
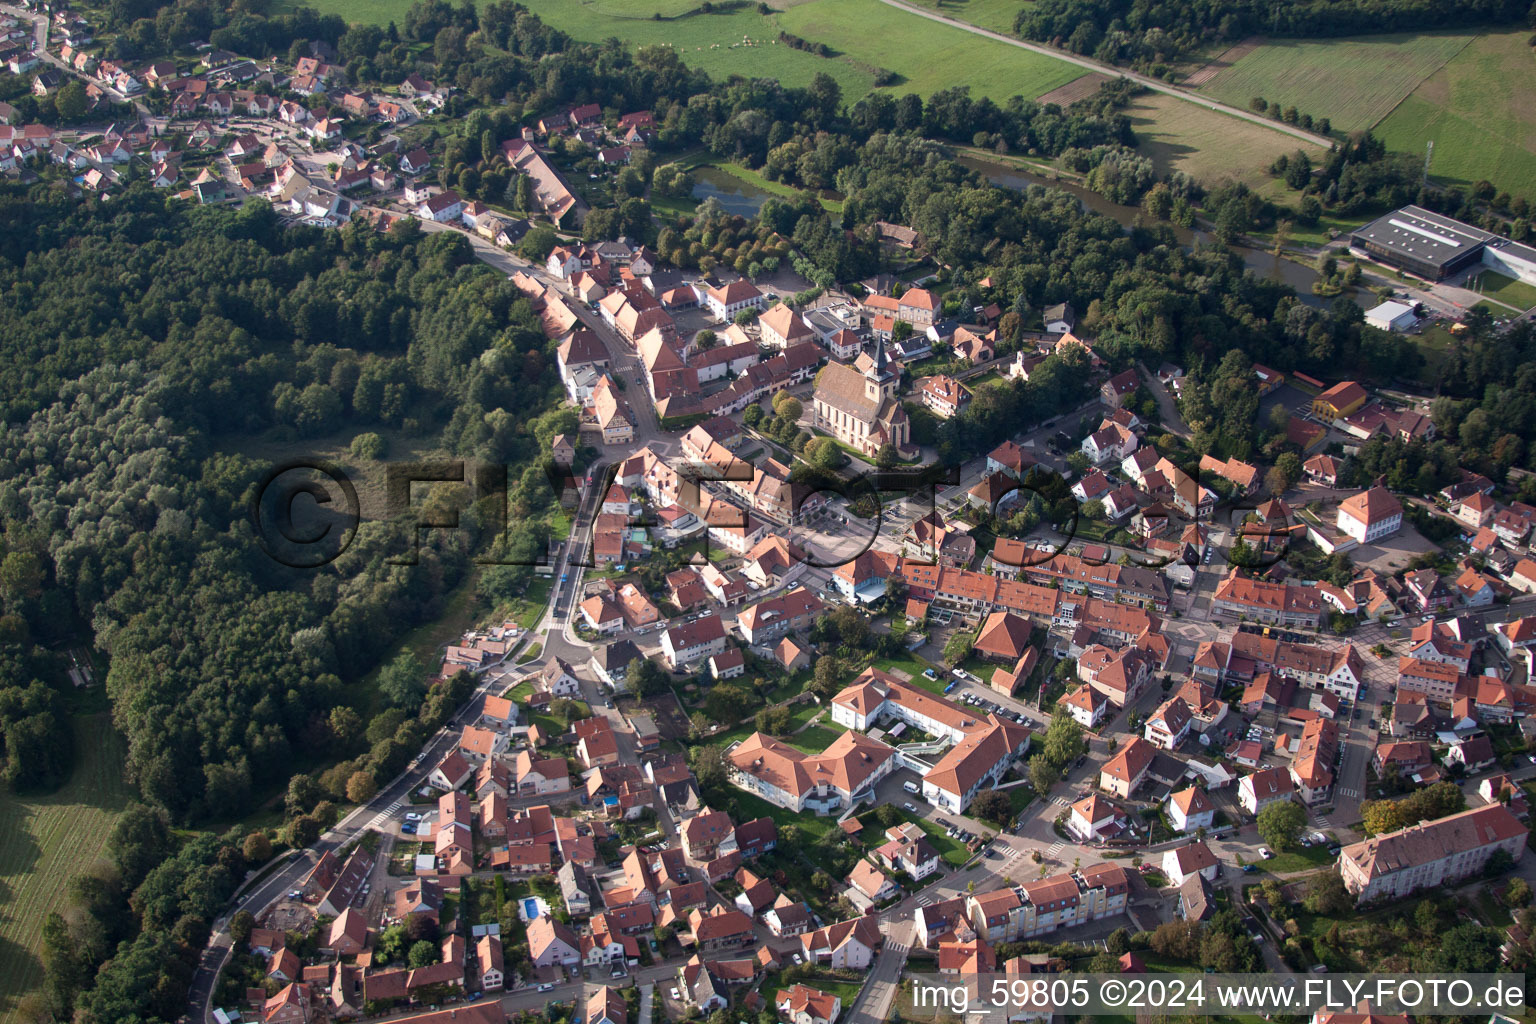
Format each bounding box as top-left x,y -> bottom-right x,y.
0,185 -> 563,818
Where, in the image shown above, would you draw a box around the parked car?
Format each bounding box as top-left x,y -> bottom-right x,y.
903,802 -> 918,812
538,983 -> 556,993
1258,847 -> 1274,860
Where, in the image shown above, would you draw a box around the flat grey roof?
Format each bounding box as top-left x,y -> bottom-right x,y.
1488,237 -> 1536,267
1352,204 -> 1494,269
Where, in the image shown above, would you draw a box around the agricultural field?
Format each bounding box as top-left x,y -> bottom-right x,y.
894,0 -> 1026,35
0,716 -> 130,1024
1197,31 -> 1477,134
775,0 -> 1085,101
1124,92 -> 1321,188
517,0 -> 876,99
1375,30 -> 1536,199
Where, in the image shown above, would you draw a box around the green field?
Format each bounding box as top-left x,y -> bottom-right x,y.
1125,92 -> 1322,188
0,715 -> 131,1023
273,0 -> 418,24
1198,32 -> 1476,134
897,0 -> 1025,35
1466,269 -> 1536,311
518,0 -> 877,99
1375,30 -> 1536,198
776,0 -> 1084,101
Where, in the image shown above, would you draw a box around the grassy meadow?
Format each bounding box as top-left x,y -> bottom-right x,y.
1198,31 -> 1476,134
893,0 -> 1026,35
1374,29 -> 1536,198
0,716 -> 131,1024
518,0 -> 879,98
1124,92 -> 1322,188
774,0 -> 1085,100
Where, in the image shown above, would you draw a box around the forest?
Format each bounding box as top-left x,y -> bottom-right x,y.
1014,0 -> 1534,68
0,185 -> 568,820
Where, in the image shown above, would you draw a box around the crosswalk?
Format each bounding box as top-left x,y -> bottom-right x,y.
1052,795 -> 1071,807
1043,840 -> 1064,858
364,800 -> 403,831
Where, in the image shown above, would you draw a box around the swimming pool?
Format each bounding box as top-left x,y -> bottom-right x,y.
523,897 -> 541,920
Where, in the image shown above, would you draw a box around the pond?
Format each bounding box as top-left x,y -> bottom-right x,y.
956,153 -> 1347,306
690,165 -> 773,217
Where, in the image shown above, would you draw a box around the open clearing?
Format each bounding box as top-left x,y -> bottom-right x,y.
1198,31 -> 1475,133
0,715 -> 130,1024
1375,30 -> 1536,198
776,0 -> 1084,100
1125,92 -> 1320,187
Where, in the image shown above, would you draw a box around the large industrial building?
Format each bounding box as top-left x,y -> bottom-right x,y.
1351,205 -> 1536,286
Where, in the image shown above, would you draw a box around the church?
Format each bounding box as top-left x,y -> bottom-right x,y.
811,345 -> 914,459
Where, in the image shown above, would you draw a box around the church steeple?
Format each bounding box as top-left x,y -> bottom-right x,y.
864,339 -> 895,403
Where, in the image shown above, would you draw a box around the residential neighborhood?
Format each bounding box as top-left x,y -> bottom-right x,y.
5,4 -> 1536,1024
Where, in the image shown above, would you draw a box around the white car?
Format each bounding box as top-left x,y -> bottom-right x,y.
669,989 -> 680,1000
1258,847 -> 1274,860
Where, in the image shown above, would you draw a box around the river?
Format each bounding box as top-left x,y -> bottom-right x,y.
955,153 -> 1346,305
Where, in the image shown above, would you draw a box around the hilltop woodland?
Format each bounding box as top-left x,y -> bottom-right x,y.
7,1 -> 1536,1021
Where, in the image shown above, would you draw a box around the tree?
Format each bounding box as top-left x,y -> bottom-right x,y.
970,789 -> 1013,826
54,81 -> 87,120
703,682 -> 752,724
226,906 -> 256,946
1264,465 -> 1290,497
242,832 -> 272,864
328,706 -> 363,745
1505,878 -> 1532,909
811,655 -> 843,698
1255,800 -> 1306,851
942,630 -> 975,666
287,814 -> 321,848
107,804 -> 174,890
1040,715 -> 1085,769
1431,923 -> 1502,973
377,649 -> 428,711
1302,872 -> 1351,915
876,443 -> 899,469
408,939 -> 439,968
1028,754 -> 1059,794
688,744 -> 729,791
1106,927 -> 1131,955
734,308 -> 759,326
350,432 -> 386,460
346,770 -> 378,803
773,395 -> 803,423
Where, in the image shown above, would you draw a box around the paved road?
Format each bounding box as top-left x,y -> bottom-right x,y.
875,0 -> 1332,150
185,657 -> 527,1023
